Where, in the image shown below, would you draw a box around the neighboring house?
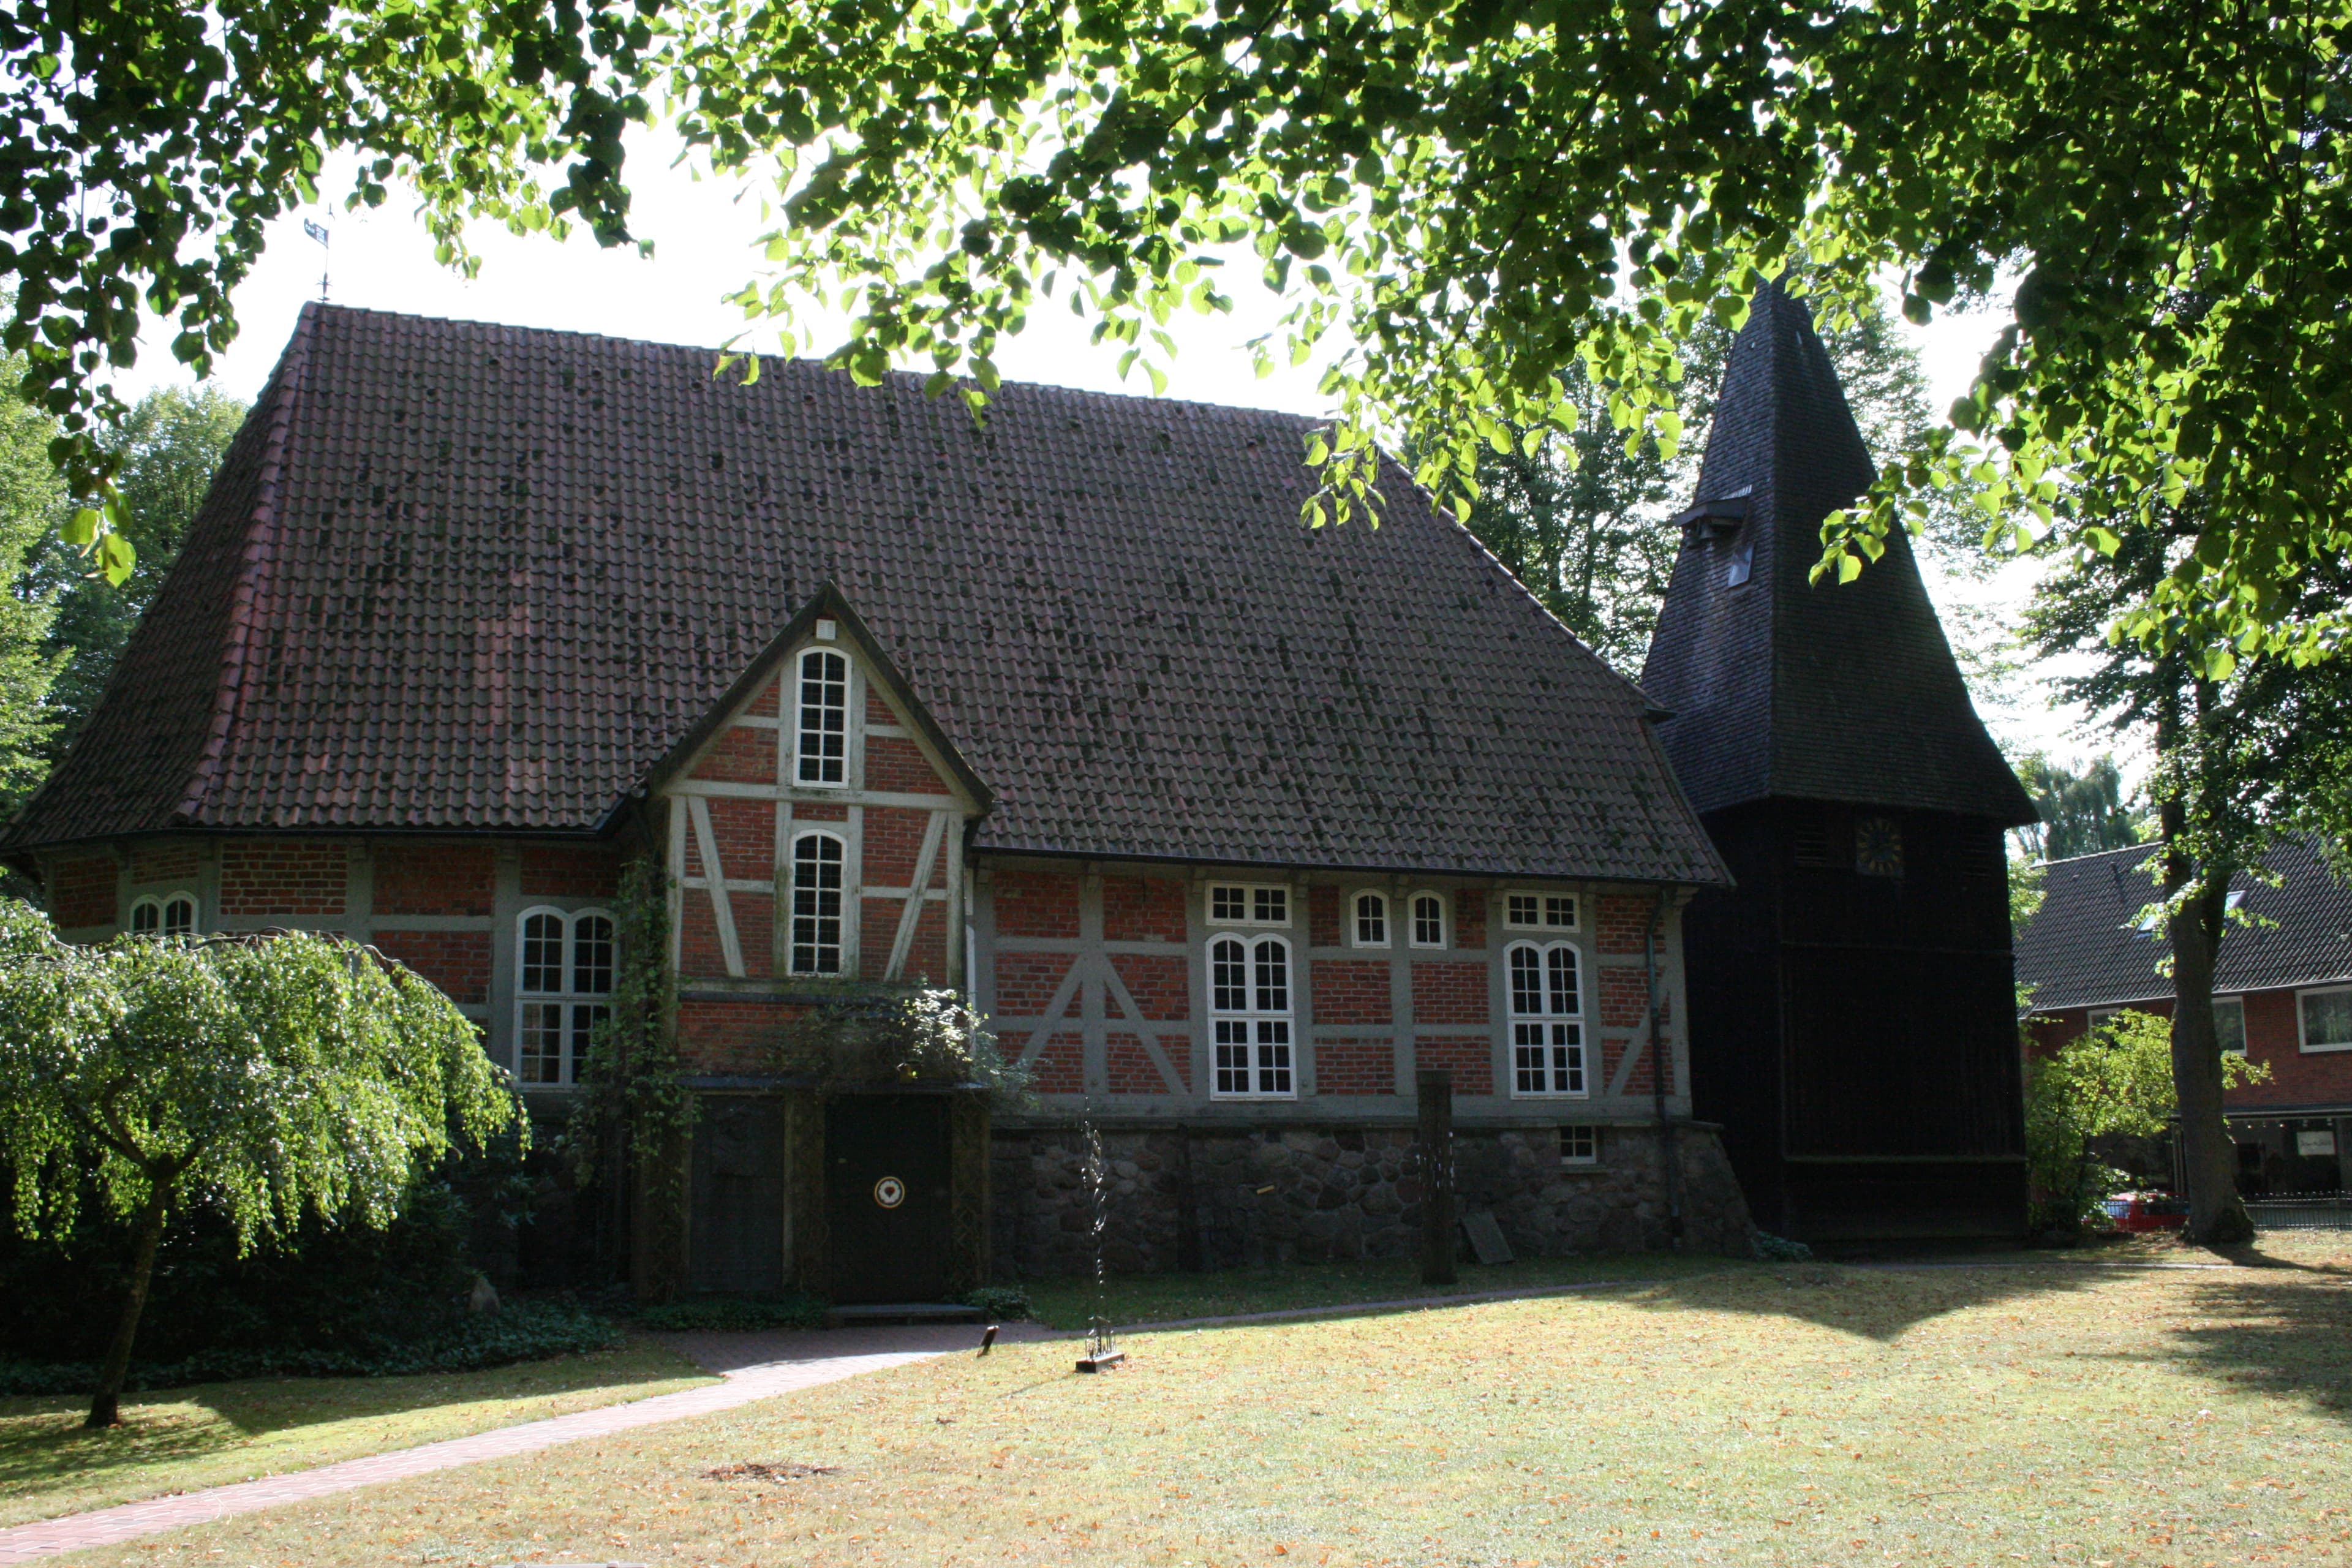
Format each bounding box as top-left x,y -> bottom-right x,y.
2017,839 -> 2352,1197
1640,286 -> 2037,1243
2,302 -> 1762,1301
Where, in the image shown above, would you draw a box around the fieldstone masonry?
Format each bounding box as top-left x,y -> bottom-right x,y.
991,1121 -> 1752,1276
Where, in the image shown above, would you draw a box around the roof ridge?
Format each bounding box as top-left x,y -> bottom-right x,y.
173,301 -> 317,823
2041,842 -> 2162,869
303,301 -> 1330,431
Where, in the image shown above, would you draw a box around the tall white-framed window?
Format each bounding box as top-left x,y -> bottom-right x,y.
1504,892 -> 1579,932
1509,940 -> 1585,1097
129,892 -> 197,936
2298,986 -> 2352,1053
1350,891 -> 1390,947
794,647 -> 849,786
2213,995 -> 2248,1057
1208,883 -> 1289,927
515,907 -> 615,1086
1210,933 -> 1295,1098
1409,891 -> 1448,949
790,830 -> 846,974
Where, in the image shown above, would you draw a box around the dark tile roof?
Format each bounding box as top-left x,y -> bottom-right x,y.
2016,838 -> 2352,1011
1638,285 -> 2036,825
6,304 -> 1728,884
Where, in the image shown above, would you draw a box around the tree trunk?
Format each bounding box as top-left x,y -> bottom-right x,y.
88,1182 -> 173,1428
2169,881 -> 2253,1246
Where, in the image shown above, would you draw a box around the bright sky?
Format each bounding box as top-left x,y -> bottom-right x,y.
108,135 -> 2116,772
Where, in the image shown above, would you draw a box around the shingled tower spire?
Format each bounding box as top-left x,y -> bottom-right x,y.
1640,282 -> 2037,1243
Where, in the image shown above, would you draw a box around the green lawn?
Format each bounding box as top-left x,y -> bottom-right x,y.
75,1234 -> 2350,1567
0,1338 -> 713,1529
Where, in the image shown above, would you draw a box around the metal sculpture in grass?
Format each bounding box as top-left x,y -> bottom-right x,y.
1074,1114 -> 1123,1373
0,900 -> 523,1427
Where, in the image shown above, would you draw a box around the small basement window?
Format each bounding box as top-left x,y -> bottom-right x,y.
1209,883 -> 1289,927
1560,1126 -> 1599,1166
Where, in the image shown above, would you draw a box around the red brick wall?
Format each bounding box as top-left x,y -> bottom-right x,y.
1599,967 -> 1651,1028
747,678 -> 780,718
997,953 -> 1077,1015
1412,961 -> 1489,1025
678,895 -> 730,979
1308,886 -> 1343,948
733,895 -> 775,982
1112,953 -> 1190,1020
1107,1032 -> 1164,1093
1027,1032 -> 1083,1093
221,843 -> 347,918
1596,894 -> 1658,956
1156,1033 -> 1191,1090
707,798 -> 770,883
866,736 -> 944,794
995,870 -> 1082,938
792,801 -> 849,824
865,806 -> 934,885
2029,991 -> 2352,1111
867,689 -> 897,726
372,930 -> 492,1005
1314,959 -> 1392,1025
1318,1036 -> 1395,1094
127,844 -> 198,885
1604,1036 -> 1658,1094
1104,876 -> 1186,942
676,998 -> 794,1071
901,902 -> 950,986
859,899 -> 897,980
1454,889 -> 1487,950
1419,1036 -> 1493,1095
689,725 -> 775,784
375,844 -> 495,916
47,854 -> 116,927
519,845 -> 621,899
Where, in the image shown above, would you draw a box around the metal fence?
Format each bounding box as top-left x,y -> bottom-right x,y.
2247,1193 -> 2352,1230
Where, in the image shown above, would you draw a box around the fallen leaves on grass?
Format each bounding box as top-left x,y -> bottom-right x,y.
703,1461 -> 840,1481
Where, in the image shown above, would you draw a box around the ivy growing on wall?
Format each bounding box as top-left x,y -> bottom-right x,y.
559,858 -> 692,1205
768,987 -> 1030,1107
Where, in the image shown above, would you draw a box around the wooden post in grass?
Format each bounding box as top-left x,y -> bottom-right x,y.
1417,1068 -> 1456,1286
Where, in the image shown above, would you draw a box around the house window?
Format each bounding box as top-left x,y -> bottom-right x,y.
2087,1006 -> 2120,1033
790,832 -> 846,974
515,907 -> 615,1086
1410,892 -> 1447,948
1505,894 -> 1578,931
129,893 -> 197,936
1208,883 -> 1289,927
2214,996 -> 2247,1057
794,648 -> 848,786
2298,986 -> 2352,1053
1509,940 -> 1585,1096
1559,1126 -> 1598,1166
1210,934 -> 1294,1098
1351,891 -> 1389,947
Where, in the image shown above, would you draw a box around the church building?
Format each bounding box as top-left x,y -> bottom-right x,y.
3,287 -> 2027,1294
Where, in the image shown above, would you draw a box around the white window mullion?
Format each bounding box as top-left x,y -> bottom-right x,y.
1509,940 -> 1586,1098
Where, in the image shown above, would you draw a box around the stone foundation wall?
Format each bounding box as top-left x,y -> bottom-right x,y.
990,1121 -> 1752,1277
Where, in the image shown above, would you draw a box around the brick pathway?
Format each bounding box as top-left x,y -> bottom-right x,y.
0,1322 -> 1052,1564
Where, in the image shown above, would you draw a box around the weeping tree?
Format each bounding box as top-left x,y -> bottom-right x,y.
0,902 -> 521,1427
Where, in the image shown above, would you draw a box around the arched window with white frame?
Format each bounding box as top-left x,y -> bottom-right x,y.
1210,933 -> 1294,1098
1409,890 -> 1448,948
1350,891 -> 1390,947
789,831 -> 846,974
1508,940 -> 1585,1097
129,892 -> 197,937
794,647 -> 849,786
515,907 -> 615,1086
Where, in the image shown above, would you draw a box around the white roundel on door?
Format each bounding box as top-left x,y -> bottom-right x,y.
873,1175 -> 906,1209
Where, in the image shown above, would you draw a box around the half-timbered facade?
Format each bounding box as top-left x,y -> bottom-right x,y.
6,303 -> 1765,1300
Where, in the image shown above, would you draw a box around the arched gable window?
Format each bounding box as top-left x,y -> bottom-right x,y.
129,893 -> 197,937
516,907 -> 615,1086
1350,891 -> 1389,947
790,831 -> 846,974
1409,891 -> 1448,949
1507,940 -> 1585,1097
1210,933 -> 1294,1098
795,648 -> 849,786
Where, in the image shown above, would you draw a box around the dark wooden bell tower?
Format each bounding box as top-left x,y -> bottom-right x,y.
1640,285 -> 2038,1242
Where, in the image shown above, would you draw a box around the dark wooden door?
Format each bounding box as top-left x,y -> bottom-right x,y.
689,1097 -> 787,1295
825,1095 -> 952,1303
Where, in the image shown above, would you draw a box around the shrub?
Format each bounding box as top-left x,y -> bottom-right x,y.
959,1285 -> 1031,1321
1751,1232 -> 1812,1262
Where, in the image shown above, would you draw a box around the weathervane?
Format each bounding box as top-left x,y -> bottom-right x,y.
303,219 -> 330,302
